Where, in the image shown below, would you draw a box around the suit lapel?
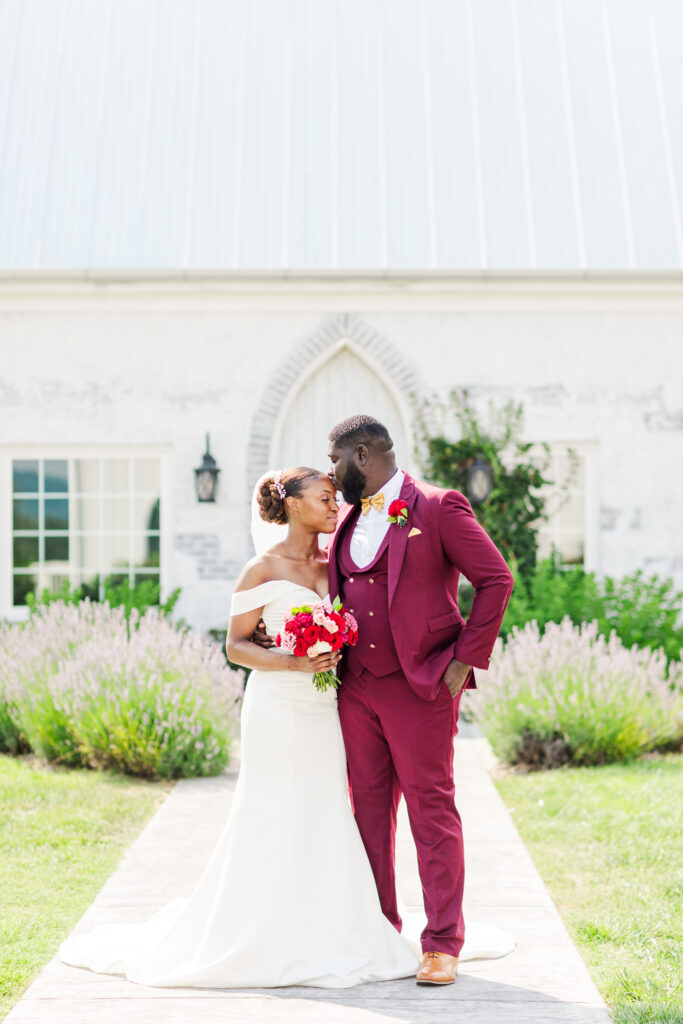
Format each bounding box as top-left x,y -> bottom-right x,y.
387,473 -> 418,607
327,501 -> 358,601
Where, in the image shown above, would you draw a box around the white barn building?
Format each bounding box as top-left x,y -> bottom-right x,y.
1,0 -> 682,632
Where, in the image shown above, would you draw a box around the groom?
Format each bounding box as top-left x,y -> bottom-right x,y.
326,414 -> 514,985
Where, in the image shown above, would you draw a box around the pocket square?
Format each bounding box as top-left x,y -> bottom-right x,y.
408,527 -> 422,538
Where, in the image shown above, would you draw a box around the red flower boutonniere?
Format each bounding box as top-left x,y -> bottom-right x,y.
386,498 -> 409,528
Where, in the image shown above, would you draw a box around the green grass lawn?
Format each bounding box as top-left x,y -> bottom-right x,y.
2,747 -> 681,1023
493,752 -> 683,1024
0,753 -> 174,1020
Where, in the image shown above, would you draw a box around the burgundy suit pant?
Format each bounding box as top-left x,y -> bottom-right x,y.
337,665 -> 465,957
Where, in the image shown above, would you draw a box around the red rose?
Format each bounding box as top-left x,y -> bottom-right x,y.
275,634 -> 282,646
302,625 -> 319,645
294,639 -> 308,657
387,498 -> 409,527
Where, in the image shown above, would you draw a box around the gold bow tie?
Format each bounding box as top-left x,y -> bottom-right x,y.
361,492 -> 385,515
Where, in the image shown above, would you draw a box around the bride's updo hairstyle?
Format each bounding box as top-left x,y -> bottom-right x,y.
257,467 -> 323,525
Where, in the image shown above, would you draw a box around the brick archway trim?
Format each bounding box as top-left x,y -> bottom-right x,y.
246,313 -> 422,496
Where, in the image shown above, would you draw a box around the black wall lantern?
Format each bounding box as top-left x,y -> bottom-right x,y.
466,456 -> 494,505
194,433 -> 220,502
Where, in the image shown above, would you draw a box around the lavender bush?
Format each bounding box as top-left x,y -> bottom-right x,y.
466,617 -> 683,768
0,600 -> 244,778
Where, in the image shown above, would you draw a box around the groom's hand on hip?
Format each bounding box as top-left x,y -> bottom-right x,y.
250,620 -> 275,648
443,658 -> 472,698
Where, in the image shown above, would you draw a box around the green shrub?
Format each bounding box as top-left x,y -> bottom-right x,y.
495,557 -> 683,667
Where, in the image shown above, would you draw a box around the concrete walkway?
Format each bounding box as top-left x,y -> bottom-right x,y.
6,723 -> 612,1024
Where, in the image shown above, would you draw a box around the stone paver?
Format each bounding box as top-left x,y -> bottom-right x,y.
5,723 -> 612,1023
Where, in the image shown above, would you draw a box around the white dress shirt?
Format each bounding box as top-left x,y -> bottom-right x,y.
350,468 -> 405,569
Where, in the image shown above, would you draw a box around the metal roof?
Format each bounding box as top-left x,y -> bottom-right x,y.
1,0 -> 682,271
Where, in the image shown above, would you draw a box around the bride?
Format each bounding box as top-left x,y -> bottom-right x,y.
58,466 -> 421,987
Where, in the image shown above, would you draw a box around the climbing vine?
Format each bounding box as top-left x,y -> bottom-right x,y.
413,389 -> 578,585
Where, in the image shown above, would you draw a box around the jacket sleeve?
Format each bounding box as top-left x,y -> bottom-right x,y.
437,489 -> 514,670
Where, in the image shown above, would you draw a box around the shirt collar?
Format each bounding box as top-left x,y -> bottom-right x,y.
368,467 -> 404,514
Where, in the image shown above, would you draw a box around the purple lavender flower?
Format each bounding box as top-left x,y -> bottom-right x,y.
465,616 -> 683,767
0,600 -> 244,777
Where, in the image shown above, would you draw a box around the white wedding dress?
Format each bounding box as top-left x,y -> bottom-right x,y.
58,580 -> 421,988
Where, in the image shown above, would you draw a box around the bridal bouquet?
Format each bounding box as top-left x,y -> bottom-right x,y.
275,596 -> 358,691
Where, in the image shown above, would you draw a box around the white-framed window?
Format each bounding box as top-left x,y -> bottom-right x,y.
535,441 -> 598,569
5,449 -> 168,614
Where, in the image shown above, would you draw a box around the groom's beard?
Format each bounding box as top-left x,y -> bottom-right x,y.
339,464 -> 367,507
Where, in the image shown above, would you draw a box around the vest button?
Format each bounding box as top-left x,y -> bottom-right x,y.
369,578 -> 374,583
370,643 -> 376,648
349,577 -> 354,583
368,611 -> 374,616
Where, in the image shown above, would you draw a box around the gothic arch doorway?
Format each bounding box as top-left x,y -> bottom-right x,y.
271,338 -> 409,471
247,314 -> 421,497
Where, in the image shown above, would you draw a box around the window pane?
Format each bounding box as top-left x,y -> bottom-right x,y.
73,459 -> 101,493
103,534 -> 130,572
560,533 -> 584,565
39,570 -> 69,594
73,572 -> 103,599
13,574 -> 36,605
44,459 -> 68,493
105,569 -> 130,588
44,498 -> 69,530
10,455 -> 162,599
558,452 -> 585,490
132,534 -> 160,569
536,531 -> 554,560
133,496 -> 160,532
70,533 -> 100,569
134,571 -> 160,591
103,498 -> 130,531
13,499 -> 39,530
103,459 -> 130,494
13,460 -> 39,493
133,458 -> 160,493
45,535 -> 70,562
70,496 -> 100,530
13,536 -> 39,568
558,493 -> 585,531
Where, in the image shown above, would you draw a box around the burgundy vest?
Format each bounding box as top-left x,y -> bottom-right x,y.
338,514 -> 402,677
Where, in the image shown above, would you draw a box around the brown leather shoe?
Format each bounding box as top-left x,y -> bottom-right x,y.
416,950 -> 459,985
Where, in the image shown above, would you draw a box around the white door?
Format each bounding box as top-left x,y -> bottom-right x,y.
271,342 -> 409,473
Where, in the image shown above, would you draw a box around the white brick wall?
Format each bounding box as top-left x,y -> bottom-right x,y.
1,274 -> 681,632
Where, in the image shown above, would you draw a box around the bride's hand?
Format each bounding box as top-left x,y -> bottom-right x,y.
297,649 -> 343,673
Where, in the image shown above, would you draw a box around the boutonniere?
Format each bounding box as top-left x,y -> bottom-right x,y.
386,498 -> 409,528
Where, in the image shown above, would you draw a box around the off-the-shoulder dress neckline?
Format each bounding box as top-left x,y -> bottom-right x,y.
234,579 -> 331,603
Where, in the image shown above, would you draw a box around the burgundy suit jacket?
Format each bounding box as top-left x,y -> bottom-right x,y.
328,472 -> 514,701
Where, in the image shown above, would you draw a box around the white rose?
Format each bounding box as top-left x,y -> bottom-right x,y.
306,640 -> 333,657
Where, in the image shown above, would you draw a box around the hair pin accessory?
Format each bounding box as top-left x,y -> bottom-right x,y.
273,471 -> 287,500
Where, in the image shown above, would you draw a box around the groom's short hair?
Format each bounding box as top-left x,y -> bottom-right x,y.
329,415 -> 393,452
